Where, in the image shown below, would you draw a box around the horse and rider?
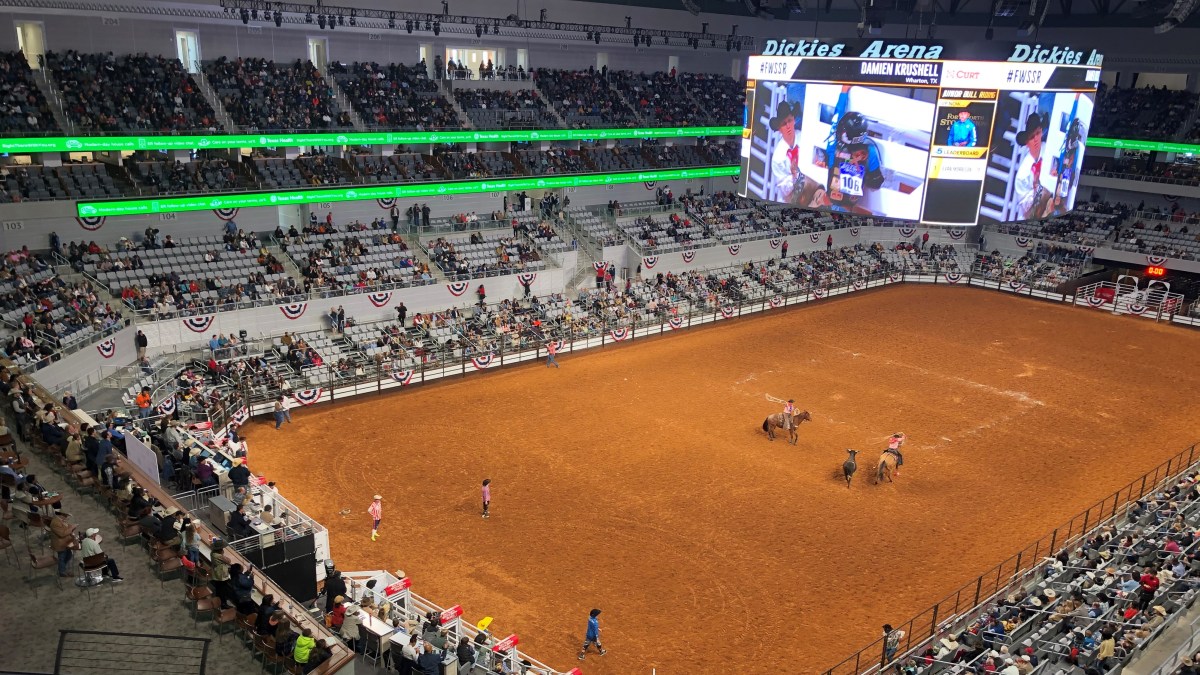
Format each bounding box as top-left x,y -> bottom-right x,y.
762,398 -> 811,444
876,432 -> 906,483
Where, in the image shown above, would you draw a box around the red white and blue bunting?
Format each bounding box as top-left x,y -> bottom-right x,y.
1147,255 -> 1168,266
899,226 -> 916,237
769,296 -> 784,308
1015,236 -> 1033,248
214,207 -> 240,221
1007,281 -> 1027,292
1127,304 -> 1149,316
809,233 -> 820,243
549,340 -> 566,353
183,315 -> 215,333
667,317 -> 684,330
280,303 -> 308,320
1085,296 -> 1108,308
853,279 -> 866,290
391,369 -> 414,385
155,395 -> 177,415
232,406 -> 250,425
812,288 -> 825,298
720,306 -> 735,319
292,388 -> 323,406
947,228 -> 965,240
888,274 -> 901,283
593,262 -> 607,271
944,272 -> 963,284
1077,246 -> 1094,255
96,339 -> 116,358
769,239 -> 782,250
642,256 -> 659,269
849,227 -> 860,237
610,328 -> 630,341
681,251 -> 695,264
471,354 -> 495,370
376,197 -> 398,209
727,244 -> 741,256
75,215 -> 106,231
368,292 -> 392,307
516,272 -> 538,286
447,281 -> 470,297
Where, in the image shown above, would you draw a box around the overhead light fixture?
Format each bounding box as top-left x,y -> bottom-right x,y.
318,13 -> 326,28
595,31 -> 601,43
240,8 -> 249,24
476,24 -> 482,36
425,20 -> 431,30
406,19 -> 413,32
337,13 -> 344,25
274,10 -> 282,26
305,11 -> 312,22
250,8 -> 258,20
433,20 -> 440,35
388,13 -> 395,29
586,31 -> 593,40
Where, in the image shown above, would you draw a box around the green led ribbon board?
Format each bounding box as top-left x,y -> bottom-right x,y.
77,166 -> 743,217
3,126 -> 743,153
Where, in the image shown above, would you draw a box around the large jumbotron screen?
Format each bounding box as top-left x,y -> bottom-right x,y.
739,39 -> 1102,225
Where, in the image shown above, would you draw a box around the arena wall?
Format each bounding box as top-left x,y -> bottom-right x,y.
983,230 -> 1200,275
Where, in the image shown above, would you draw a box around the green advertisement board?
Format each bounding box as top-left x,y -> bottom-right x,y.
77,165 -> 743,217
1089,137 -> 1200,154
3,126 -> 743,154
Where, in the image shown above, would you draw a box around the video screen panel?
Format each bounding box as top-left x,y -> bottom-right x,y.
739,40 -> 1101,226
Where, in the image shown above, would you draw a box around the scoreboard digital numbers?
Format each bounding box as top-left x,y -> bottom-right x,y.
738,39 -> 1102,226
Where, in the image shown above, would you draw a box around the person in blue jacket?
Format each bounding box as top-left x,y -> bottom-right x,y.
947,110 -> 977,147
578,608 -> 607,660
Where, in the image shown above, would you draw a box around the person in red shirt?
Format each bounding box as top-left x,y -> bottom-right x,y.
1138,567 -> 1160,610
545,340 -> 560,369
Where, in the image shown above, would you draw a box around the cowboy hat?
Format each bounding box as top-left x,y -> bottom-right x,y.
1043,588 -> 1057,599
373,495 -> 383,501
769,101 -> 800,132
1154,605 -> 1168,616
1015,112 -> 1046,147
333,595 -> 345,604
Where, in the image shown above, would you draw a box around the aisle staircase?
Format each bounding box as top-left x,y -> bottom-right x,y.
191,63 -> 237,132
31,69 -> 73,134
319,69 -> 368,131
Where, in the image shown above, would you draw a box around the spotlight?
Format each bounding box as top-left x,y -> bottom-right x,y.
595,31 -> 601,43
337,14 -> 344,25
433,21 -> 440,35
274,10 -> 282,26
318,13 -> 326,28
240,8 -> 249,24
349,8 -> 355,26
250,8 -> 258,20
305,11 -> 312,23
406,19 -> 413,32
692,38 -> 698,49
425,20 -> 431,30
328,15 -> 336,29
586,31 -> 592,40
476,24 -> 482,37
388,13 -> 395,29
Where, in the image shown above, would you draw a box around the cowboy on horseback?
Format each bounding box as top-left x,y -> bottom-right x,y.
884,433 -> 906,475
783,399 -> 797,430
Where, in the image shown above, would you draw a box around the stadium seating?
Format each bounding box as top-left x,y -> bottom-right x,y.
1084,157 -> 1200,187
583,145 -> 652,171
347,151 -> 446,183
1090,84 -> 1199,141
0,163 -> 121,202
973,251 -> 1088,288
328,60 -> 460,130
283,228 -> 433,292
46,51 -> 217,132
0,51 -> 55,132
126,157 -> 245,195
423,231 -> 547,280
205,57 -> 351,131
516,148 -> 587,175
610,70 -> 708,126
452,88 -> 556,129
679,72 -> 745,126
436,151 -> 517,179
532,68 -> 640,128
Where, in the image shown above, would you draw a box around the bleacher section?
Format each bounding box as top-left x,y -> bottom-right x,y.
46,51 -> 216,132
423,231 -> 547,280
283,229 -> 432,291
0,163 -> 121,202
532,68 -> 640,128
1091,83 -> 1199,141
679,72 -> 745,127
610,70 -> 706,126
205,57 -> 350,131
0,51 -> 55,132
126,157 -> 244,195
452,89 -> 556,129
347,152 -> 445,183
328,61 -> 459,130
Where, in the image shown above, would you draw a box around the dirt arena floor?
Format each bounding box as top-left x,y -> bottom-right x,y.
246,285 -> 1200,675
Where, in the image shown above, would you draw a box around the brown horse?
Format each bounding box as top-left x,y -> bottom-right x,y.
761,410 -> 811,445
875,450 -> 899,484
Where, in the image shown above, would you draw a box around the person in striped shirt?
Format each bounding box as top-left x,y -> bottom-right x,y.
783,399 -> 797,430
368,495 -> 383,541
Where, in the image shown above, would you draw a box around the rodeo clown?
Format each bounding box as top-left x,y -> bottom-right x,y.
824,111 -> 886,214
768,100 -> 827,208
